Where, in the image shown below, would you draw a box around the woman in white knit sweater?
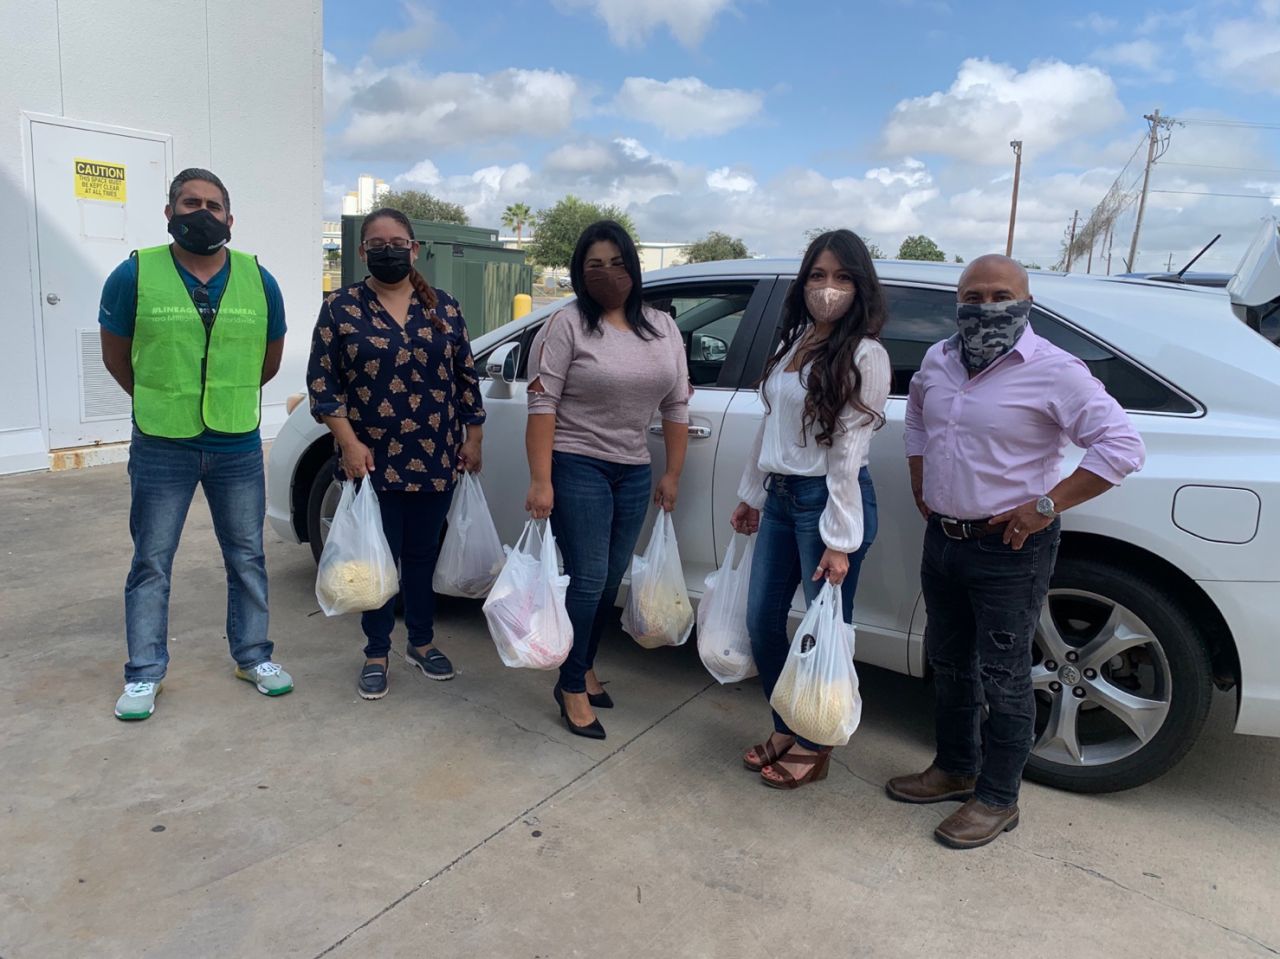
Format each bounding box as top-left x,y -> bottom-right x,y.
730,229 -> 891,790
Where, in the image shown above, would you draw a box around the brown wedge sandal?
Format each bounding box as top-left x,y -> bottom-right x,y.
760,747 -> 832,790
743,735 -> 796,772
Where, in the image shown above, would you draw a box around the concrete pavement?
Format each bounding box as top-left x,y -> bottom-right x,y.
1,462 -> 1278,958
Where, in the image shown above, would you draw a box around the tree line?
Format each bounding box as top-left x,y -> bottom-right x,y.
369,188 -> 1041,269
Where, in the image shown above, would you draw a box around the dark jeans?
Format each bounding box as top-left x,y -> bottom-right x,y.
124,432 -> 272,682
361,488 -> 454,659
746,469 -> 877,751
922,514 -> 1061,807
549,451 -> 652,694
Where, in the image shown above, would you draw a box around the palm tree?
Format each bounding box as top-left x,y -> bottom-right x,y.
503,202 -> 532,247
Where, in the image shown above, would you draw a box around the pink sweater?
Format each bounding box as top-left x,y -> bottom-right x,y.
528,303 -> 690,465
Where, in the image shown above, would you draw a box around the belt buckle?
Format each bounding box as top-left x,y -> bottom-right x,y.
940,517 -> 966,541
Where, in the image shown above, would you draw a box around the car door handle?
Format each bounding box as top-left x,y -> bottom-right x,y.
650,424 -> 712,438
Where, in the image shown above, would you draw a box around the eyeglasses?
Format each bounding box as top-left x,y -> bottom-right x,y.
362,238 -> 413,252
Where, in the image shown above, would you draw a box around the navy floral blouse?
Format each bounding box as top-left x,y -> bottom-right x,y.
306,281 -> 486,493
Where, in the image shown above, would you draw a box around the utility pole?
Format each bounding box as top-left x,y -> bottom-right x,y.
1128,108 -> 1167,273
1065,209 -> 1080,271
1166,252 -> 1174,271
1006,140 -> 1023,257
1087,237 -> 1094,274
1104,222 -> 1114,275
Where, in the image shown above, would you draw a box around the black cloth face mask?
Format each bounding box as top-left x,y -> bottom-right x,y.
366,246 -> 413,284
168,209 -> 231,256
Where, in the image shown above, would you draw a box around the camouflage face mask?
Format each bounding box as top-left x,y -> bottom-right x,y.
955,300 -> 1032,371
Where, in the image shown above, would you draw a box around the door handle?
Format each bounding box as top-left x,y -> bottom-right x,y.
650,424 -> 712,438
46,293 -> 60,305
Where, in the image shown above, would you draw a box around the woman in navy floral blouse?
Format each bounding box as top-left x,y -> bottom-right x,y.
307,208 -> 486,700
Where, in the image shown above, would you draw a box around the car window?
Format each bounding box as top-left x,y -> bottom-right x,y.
646,284 -> 756,388
879,285 -> 1195,413
475,282 -> 757,388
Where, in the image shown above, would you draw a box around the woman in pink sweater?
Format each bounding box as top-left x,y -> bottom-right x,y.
525,221 -> 691,740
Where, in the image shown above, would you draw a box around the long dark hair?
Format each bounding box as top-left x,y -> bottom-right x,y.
360,207 -> 445,332
760,229 -> 887,446
569,220 -> 662,339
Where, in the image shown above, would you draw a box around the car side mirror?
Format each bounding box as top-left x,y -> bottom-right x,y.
485,341 -> 521,399
691,333 -> 728,363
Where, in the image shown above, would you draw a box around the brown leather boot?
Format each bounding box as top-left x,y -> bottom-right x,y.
884,765 -> 977,804
934,798 -> 1020,849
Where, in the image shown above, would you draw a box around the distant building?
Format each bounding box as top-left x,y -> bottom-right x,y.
498,237 -> 690,274
342,174 -> 389,217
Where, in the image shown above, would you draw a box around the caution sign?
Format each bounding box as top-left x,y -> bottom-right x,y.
74,158 -> 127,203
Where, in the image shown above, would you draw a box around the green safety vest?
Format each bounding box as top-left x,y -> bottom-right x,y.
131,245 -> 268,438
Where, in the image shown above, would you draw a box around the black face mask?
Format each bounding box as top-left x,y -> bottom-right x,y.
167,209 -> 231,256
366,246 -> 413,284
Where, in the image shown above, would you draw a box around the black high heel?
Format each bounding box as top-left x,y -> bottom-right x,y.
554,684 -> 606,740
588,687 -> 614,709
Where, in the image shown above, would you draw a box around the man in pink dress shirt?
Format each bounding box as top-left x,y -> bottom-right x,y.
886,254 -> 1146,849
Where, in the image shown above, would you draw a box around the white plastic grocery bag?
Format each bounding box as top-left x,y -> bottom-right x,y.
433,473 -> 506,599
768,581 -> 863,747
482,520 -> 573,669
315,479 -> 399,617
622,511 -> 695,649
697,534 -> 758,684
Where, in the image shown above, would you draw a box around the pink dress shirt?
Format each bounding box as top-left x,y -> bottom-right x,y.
904,326 -> 1146,520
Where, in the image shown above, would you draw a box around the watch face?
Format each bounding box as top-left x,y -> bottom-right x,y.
1037,496 -> 1056,517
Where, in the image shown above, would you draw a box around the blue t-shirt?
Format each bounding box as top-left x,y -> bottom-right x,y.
98,249 -> 287,452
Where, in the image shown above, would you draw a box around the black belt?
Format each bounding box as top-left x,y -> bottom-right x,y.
934,515 -> 1006,541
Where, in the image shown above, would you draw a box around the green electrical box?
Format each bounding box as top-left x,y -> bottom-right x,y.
340,216 -> 533,335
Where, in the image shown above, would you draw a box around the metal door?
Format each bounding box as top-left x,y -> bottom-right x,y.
28,115 -> 171,448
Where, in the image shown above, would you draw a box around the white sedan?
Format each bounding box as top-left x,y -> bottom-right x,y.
268,221 -> 1280,793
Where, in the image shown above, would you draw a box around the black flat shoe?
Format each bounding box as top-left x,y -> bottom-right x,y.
358,662 -> 388,700
554,684 -> 606,740
588,687 -> 614,709
406,644 -> 455,681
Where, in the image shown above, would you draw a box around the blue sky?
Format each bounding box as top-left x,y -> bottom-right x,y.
323,0 -> 1280,269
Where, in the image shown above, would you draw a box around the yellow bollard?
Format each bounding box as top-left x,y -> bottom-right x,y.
513,293 -> 532,320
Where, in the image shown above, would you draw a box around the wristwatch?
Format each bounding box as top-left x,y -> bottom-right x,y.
1036,495 -> 1057,518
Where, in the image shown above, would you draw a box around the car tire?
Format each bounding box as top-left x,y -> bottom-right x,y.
1023,554 -> 1214,794
305,454 -> 339,566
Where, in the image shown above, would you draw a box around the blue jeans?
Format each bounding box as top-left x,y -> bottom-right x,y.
549,451 -> 652,694
922,515 -> 1061,807
746,469 -> 877,751
362,488 -> 454,658
124,432 -> 272,682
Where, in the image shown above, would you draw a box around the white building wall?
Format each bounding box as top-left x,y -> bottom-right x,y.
0,0 -> 323,474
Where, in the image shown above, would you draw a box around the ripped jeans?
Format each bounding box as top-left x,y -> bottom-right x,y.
921,514 -> 1060,807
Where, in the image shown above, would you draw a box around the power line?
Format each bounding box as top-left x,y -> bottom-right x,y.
1150,189 -> 1280,200
1168,117 -> 1280,131
1156,161 -> 1280,175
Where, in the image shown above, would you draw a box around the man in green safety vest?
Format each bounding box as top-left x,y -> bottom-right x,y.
99,168 -> 293,720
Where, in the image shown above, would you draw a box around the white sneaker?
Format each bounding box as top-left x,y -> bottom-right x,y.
235,662 -> 294,696
115,681 -> 161,720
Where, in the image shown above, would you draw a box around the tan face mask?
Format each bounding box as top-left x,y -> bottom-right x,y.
804,285 -> 855,323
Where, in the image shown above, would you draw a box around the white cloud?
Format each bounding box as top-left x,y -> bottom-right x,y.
882,58 -> 1125,164
707,167 -> 756,192
370,1 -> 442,60
1094,39 -> 1162,71
1187,2 -> 1280,94
554,0 -> 736,47
1076,12 -> 1119,33
325,59 -> 581,157
614,77 -> 763,139
397,159 -> 442,187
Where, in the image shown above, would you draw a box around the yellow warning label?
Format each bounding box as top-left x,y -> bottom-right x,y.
74,158 -> 127,203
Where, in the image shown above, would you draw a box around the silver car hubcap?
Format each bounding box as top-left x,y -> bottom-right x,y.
1031,589 -> 1172,767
